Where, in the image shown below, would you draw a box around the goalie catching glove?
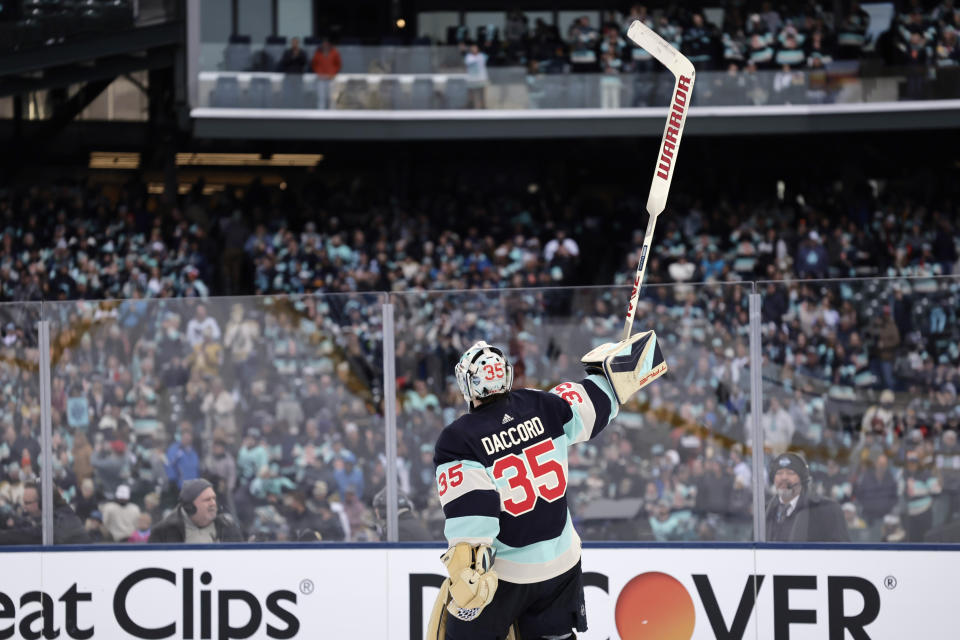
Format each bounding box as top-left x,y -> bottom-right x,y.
426,543 -> 517,639
581,329 -> 667,404
442,542 -> 498,621
426,543 -> 499,638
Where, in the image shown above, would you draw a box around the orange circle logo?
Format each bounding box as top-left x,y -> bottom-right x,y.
615,572 -> 695,640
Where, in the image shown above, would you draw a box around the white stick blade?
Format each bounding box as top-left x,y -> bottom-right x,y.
626,20 -> 695,77
626,19 -> 696,216
622,18 -> 696,339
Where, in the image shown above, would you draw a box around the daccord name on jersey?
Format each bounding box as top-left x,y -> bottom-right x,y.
481,416 -> 546,455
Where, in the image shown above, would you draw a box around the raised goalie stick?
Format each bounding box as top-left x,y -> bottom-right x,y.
580,20 -> 693,402
577,21 -> 693,402
622,19 -> 695,340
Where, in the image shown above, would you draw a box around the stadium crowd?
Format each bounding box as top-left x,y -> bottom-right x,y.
0,170 -> 958,544
232,3 -> 960,109
453,2 -> 960,71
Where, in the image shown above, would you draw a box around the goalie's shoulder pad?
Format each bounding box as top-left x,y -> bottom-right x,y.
581,330 -> 667,404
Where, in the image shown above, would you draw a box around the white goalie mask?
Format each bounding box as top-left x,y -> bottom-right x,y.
455,341 -> 514,404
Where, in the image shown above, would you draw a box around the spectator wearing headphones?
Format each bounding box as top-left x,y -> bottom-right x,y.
148,478 -> 242,543
765,452 -> 849,542
0,482 -> 89,545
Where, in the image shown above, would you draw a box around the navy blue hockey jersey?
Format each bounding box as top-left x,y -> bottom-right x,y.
434,375 -> 618,584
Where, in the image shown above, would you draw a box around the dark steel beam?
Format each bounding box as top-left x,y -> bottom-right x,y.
1,78 -> 113,173
0,49 -> 175,97
35,78 -> 113,136
0,22 -> 182,76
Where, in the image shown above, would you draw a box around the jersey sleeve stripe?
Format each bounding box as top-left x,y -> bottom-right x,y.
437,466 -> 497,508
584,374 -> 618,424
557,376 -> 618,444
444,515 -> 500,546
442,489 -> 501,519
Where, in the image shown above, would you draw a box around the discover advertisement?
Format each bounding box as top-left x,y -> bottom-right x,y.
398,546 -> 960,640
1,546 -> 958,639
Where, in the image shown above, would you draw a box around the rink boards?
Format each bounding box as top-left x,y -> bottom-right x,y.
0,543 -> 957,639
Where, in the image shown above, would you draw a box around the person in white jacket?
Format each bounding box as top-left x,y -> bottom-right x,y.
101,484 -> 141,542
463,43 -> 489,109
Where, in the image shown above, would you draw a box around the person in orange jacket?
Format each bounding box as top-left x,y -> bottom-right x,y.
311,38 -> 342,108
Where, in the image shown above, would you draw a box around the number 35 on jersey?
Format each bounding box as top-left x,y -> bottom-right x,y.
436,439 -> 568,517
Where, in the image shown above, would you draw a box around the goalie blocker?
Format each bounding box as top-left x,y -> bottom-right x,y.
581,329 -> 667,404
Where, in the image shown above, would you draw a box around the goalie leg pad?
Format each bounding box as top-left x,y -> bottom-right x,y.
426,579 -> 450,640
581,330 -> 667,404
